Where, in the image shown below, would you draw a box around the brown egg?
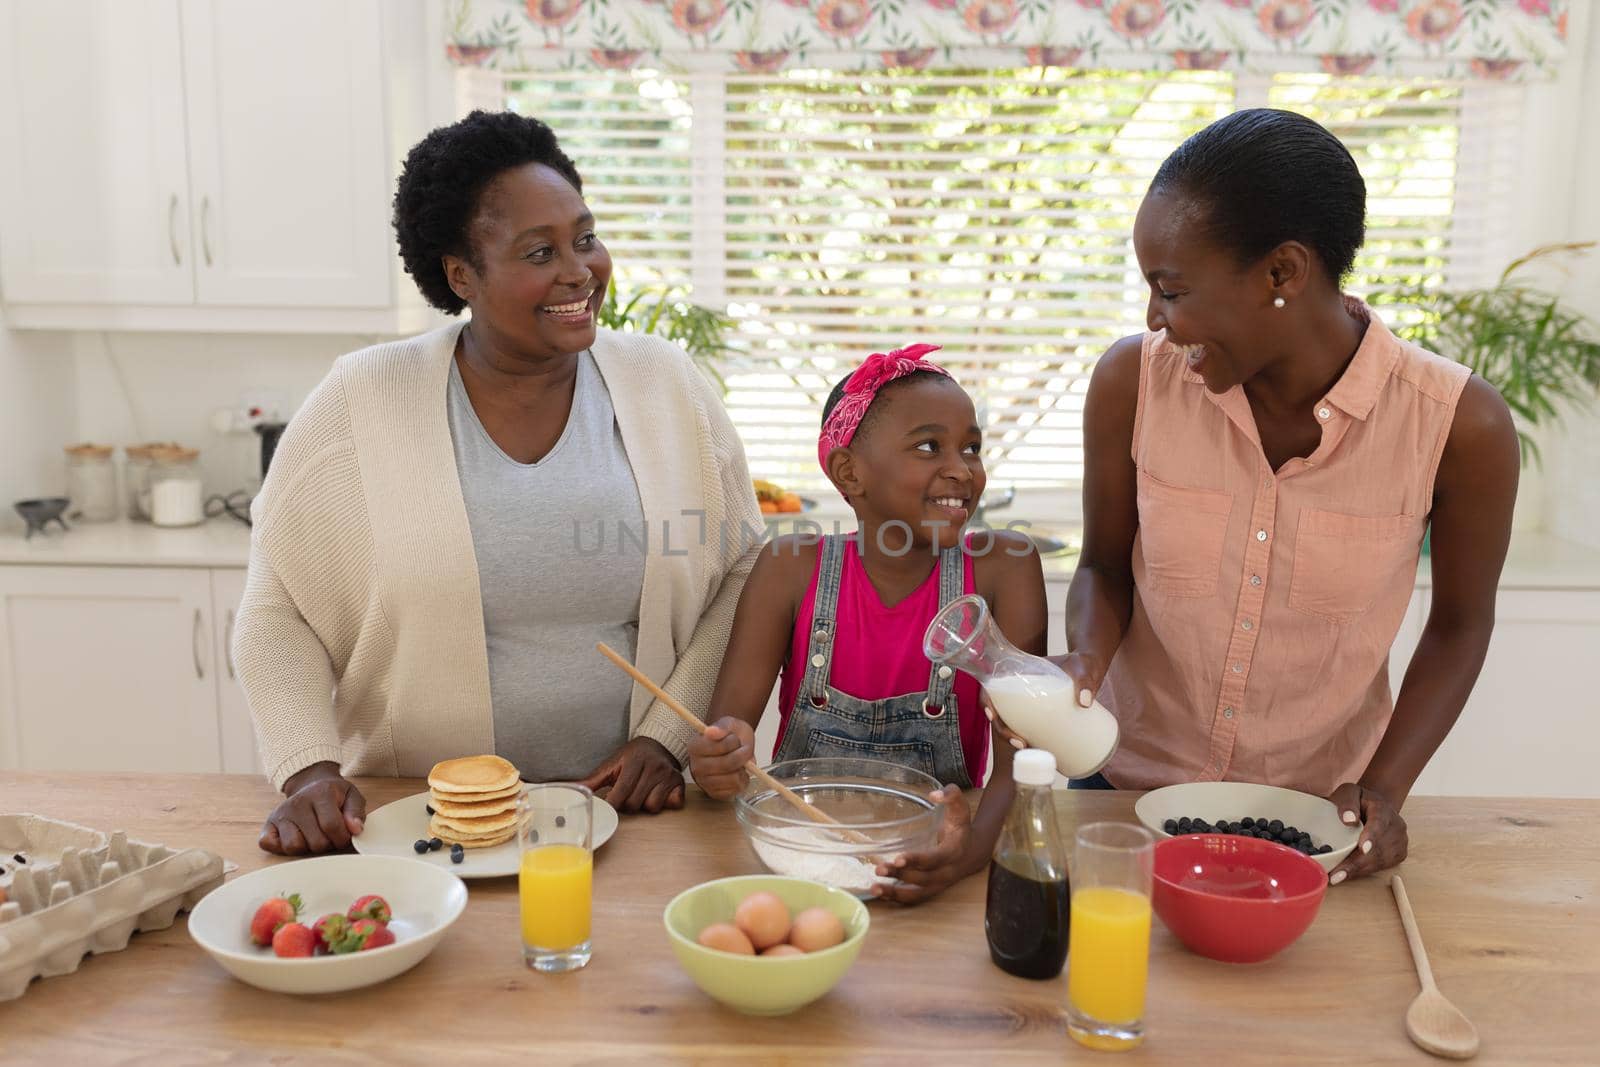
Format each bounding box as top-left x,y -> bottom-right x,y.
733,891 -> 792,950
762,943 -> 805,957
788,906 -> 846,952
697,922 -> 755,955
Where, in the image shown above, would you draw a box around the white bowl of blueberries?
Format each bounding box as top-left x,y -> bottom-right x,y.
1135,782 -> 1361,874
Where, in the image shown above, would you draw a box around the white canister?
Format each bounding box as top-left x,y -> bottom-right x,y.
148,445 -> 205,527
64,443 -> 118,522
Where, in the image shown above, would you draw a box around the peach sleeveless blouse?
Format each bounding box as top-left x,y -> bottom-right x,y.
1099,298 -> 1470,797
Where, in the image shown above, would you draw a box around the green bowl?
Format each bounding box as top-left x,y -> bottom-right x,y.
662,875 -> 869,1016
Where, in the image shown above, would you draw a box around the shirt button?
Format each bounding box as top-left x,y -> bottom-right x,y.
1250,574 -> 1262,586
937,665 -> 953,680
1223,707 -> 1234,719
813,629 -> 830,644
1232,663 -> 1243,673
810,654 -> 826,668
1256,529 -> 1268,542
1241,619 -> 1253,631
1317,406 -> 1332,420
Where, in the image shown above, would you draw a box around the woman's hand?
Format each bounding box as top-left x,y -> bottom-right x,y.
980,686 -> 1030,752
1047,651 -> 1107,711
1326,782 -> 1408,884
870,785 -> 979,905
687,717 -> 755,800
581,737 -> 686,814
260,761 -> 366,855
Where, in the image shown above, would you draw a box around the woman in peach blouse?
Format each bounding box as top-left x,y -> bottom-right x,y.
1053,109 -> 1518,884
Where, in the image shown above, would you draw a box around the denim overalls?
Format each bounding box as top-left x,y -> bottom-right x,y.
772,535 -> 972,789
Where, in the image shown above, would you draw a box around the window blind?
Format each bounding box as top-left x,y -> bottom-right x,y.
497,68 -> 1521,494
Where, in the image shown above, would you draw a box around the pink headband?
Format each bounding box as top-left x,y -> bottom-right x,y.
817,343 -> 949,473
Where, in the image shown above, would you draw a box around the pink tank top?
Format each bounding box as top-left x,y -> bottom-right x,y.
776,536 -> 988,784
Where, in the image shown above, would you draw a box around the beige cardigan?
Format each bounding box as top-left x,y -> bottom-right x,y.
234,323 -> 762,790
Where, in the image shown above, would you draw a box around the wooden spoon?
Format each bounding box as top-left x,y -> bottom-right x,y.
1391,876 -> 1480,1060
595,642 -> 873,845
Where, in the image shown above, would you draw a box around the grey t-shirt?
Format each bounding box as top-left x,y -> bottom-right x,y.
446,351 -> 646,781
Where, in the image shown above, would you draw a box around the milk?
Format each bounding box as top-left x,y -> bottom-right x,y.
985,674 -> 1119,779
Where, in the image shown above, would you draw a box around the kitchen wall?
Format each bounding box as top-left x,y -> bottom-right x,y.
68,331 -> 378,504
0,326 -> 73,516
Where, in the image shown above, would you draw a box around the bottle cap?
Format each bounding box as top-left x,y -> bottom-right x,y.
1012,748 -> 1056,787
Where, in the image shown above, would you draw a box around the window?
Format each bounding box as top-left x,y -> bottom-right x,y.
495,67 -> 1520,500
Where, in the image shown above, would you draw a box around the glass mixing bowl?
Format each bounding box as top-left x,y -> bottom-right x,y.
733,758 -> 943,899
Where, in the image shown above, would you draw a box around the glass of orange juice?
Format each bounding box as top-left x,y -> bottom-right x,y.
1066,822 -> 1155,1051
517,783 -> 594,972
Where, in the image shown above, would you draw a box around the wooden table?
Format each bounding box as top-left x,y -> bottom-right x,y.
2,774 -> 1595,1065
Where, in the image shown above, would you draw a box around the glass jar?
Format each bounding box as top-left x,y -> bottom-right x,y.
64,443 -> 118,522
124,443 -> 154,520
147,445 -> 204,527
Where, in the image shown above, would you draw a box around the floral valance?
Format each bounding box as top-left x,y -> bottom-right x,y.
446,0 -> 1569,81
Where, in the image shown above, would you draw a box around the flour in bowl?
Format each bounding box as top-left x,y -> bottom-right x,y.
749,826 -> 897,894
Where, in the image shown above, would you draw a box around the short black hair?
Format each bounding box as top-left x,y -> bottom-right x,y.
1150,108 -> 1366,283
393,110 -> 584,314
821,368 -> 950,447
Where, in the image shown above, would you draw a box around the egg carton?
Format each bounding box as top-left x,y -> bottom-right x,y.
0,813 -> 224,1001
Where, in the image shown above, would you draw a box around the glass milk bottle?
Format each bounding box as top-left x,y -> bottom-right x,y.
923,593 -> 1119,779
64,443 -> 118,522
985,748 -> 1071,979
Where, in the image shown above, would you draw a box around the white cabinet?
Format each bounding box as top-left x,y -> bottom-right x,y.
0,0 -> 436,333
1408,589 -> 1600,798
0,564 -> 258,774
0,565 -> 221,773
211,567 -> 262,775
178,0 -> 392,309
0,1 -> 192,306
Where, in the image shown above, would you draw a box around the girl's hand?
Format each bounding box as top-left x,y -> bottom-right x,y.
1325,782 -> 1408,884
261,762 -> 365,855
686,717 -> 756,800
580,737 -> 686,814
870,785 -> 977,905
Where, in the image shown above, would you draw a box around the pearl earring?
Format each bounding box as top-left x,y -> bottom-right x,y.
1273,296 -> 1286,308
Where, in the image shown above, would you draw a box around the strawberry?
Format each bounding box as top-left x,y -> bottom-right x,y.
346,894 -> 392,924
337,917 -> 396,952
311,912 -> 349,953
271,922 -> 317,958
249,893 -> 302,946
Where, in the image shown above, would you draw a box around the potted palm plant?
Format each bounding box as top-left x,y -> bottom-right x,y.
1382,242 -> 1600,468
596,279 -> 738,393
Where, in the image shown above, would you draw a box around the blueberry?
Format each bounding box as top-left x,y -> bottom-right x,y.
555,816 -> 566,828
1317,844 -> 1333,854
1163,819 -> 1179,834
1226,821 -> 1242,834
1177,818 -> 1192,832
1267,819 -> 1284,834
13,852 -> 26,865
413,839 -> 429,854
429,837 -> 444,851
450,844 -> 465,864
1240,817 -> 1255,829
426,804 -> 435,815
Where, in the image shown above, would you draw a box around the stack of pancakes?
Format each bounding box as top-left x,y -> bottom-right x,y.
427,755 -> 523,849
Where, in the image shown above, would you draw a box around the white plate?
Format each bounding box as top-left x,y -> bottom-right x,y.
354,789 -> 618,879
1133,781 -> 1361,874
188,853 -> 467,994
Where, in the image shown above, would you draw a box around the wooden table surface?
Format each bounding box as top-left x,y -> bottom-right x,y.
1,773 -> 1595,1065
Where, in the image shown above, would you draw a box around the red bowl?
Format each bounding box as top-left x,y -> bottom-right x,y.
1151,834 -> 1327,963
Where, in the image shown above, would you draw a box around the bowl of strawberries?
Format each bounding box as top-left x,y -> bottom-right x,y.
187,854 -> 468,994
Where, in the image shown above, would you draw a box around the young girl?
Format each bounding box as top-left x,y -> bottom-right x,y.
689,344 -> 1047,904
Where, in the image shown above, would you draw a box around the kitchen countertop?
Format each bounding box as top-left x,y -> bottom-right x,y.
4,517 -> 1600,591
2,773 -> 1594,1064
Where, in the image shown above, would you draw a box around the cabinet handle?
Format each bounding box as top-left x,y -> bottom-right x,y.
200,196 -> 214,266
168,194 -> 182,265
192,608 -> 206,680
224,609 -> 235,680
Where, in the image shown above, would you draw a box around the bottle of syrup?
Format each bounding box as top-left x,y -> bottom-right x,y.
985,748 -> 1071,979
